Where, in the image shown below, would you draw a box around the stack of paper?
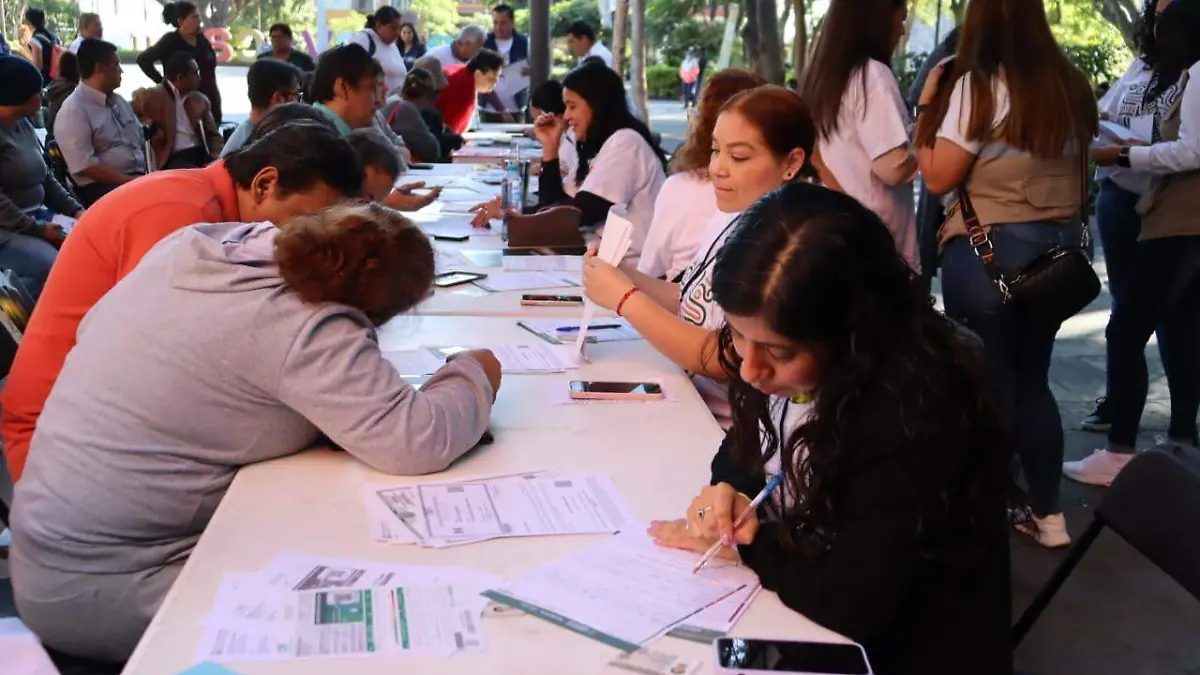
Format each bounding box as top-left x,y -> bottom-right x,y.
474,271 -> 579,292
483,530 -> 759,651
576,209 -> 635,350
195,553 -> 501,663
502,255 -> 583,272
382,343 -> 582,375
364,472 -> 639,548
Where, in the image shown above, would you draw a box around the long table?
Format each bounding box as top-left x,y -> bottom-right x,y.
120,177 -> 847,673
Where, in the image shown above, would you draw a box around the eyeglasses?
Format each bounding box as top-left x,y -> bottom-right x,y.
283,88 -> 303,102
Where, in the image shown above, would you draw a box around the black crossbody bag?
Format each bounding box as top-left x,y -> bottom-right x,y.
956,155 -> 1100,325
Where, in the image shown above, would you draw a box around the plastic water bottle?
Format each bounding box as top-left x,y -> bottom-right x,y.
500,145 -> 523,241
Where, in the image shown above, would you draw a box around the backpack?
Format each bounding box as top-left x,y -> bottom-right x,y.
48,42 -> 66,79
361,30 -> 376,56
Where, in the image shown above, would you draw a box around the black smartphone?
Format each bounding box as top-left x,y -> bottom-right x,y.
433,234 -> 470,242
714,638 -> 872,674
520,294 -> 584,307
433,271 -> 487,288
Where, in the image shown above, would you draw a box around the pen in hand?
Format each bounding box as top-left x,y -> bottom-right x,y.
692,472 -> 786,575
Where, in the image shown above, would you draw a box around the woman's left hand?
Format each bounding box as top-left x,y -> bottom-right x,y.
582,253 -> 635,311
469,197 -> 503,228
647,519 -> 741,560
1092,145 -> 1121,166
919,56 -> 955,107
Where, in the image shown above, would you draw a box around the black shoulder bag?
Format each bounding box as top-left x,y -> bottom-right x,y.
957,155 -> 1100,325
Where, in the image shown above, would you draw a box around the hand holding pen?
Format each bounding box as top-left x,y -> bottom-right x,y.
692,473 -> 785,574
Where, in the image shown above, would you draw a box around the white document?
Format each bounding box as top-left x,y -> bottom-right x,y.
1099,120 -> 1148,145
435,249 -> 470,271
667,583 -> 761,642
503,255 -> 584,272
382,349 -> 445,377
488,343 -> 582,373
375,473 -> 637,547
486,530 -> 758,648
0,618 -> 59,675
577,208 -> 635,351
461,249 -> 503,268
49,214 -> 76,233
473,271 -> 579,292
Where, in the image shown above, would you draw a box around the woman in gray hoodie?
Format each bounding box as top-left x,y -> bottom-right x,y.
9,202 -> 502,663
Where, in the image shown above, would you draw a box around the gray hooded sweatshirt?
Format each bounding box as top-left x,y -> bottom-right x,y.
12,221 -> 494,579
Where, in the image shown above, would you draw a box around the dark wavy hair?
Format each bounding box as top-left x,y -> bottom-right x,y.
275,202 -> 434,326
1132,0 -> 1161,67
1148,0 -> 1200,99
712,183 -> 1013,561
561,62 -> 666,185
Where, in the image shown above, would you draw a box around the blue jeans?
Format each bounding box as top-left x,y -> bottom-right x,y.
1106,236 -> 1200,450
0,214 -> 59,301
942,222 -> 1082,516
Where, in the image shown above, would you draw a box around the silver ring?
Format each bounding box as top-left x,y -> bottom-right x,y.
697,506 -> 713,521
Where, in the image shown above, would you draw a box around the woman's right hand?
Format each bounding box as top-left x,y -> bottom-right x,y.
452,348 -> 502,400
469,197 -> 502,228
41,225 -> 67,250
533,113 -> 566,150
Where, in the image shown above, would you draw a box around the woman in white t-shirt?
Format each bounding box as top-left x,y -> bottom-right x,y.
348,7 -> 408,92
582,86 -> 815,424
522,63 -> 667,263
801,0 -> 920,272
913,0 -> 1097,549
639,69 -> 766,281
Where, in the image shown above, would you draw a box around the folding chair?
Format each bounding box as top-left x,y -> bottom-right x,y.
1012,443 -> 1200,646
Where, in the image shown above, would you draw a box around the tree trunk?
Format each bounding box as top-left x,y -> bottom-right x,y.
630,0 -> 649,123
948,0 -> 965,24
741,0 -> 760,71
754,0 -> 785,84
791,0 -> 807,79
611,0 -> 629,74
1095,0 -> 1141,49
779,0 -> 790,48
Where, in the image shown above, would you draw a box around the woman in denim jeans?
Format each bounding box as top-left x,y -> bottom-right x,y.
913,0 -> 1098,547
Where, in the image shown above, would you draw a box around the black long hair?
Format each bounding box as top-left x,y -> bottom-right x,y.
398,22 -> 423,51
1149,0 -> 1200,99
561,62 -> 666,186
712,183 -> 1014,561
1133,0 -> 1161,68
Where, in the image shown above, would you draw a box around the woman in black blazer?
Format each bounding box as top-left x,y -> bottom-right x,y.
650,183 -> 1015,675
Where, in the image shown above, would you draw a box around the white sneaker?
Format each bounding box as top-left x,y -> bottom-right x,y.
1063,449 -> 1135,486
1013,512 -> 1071,548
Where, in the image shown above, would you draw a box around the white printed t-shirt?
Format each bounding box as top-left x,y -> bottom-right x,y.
579,128 -> 665,264
348,29 -> 408,92
676,210 -> 741,424
818,59 -> 919,272
638,171 -> 720,280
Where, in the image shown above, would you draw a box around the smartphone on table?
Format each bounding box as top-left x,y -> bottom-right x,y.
713,638 -> 873,675
433,234 -> 470,242
521,294 -> 584,307
568,381 -> 664,401
433,271 -> 486,288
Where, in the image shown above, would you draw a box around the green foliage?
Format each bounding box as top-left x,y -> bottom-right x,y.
3,0 -> 78,38
646,63 -> 680,99
1063,42 -> 1124,86
653,18 -> 722,66
892,50 -> 928,101
549,0 -> 610,44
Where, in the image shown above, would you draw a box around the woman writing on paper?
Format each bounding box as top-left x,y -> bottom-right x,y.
10,201 -> 501,663
581,86 -> 815,424
649,183 -> 1014,675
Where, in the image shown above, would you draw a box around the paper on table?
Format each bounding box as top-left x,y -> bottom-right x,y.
462,249 -> 503,268
484,530 -> 758,650
576,208 -> 635,351
473,271 -> 579,292
666,584 -> 761,643
502,255 -> 583,272
519,317 -> 641,344
381,349 -> 445,377
391,473 -> 637,547
435,249 -> 470,271
487,343 -> 583,373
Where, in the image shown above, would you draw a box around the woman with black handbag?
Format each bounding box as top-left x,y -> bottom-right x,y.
1079,0 -> 1200,486
914,0 -> 1099,548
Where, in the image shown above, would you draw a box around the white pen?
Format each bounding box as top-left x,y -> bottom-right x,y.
692,472 -> 786,574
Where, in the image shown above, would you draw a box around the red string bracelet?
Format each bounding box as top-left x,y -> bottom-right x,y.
616,288 -> 641,317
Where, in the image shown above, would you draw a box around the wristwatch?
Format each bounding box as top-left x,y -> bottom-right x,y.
1117,146 -> 1132,168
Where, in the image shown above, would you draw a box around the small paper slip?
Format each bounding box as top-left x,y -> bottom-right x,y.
518,317 -> 642,345
49,214 -> 76,233
483,530 -> 758,651
488,343 -> 582,373
1099,120 -> 1148,145
435,249 -> 470,271
473,271 -> 579,292
601,649 -> 703,675
576,208 -> 635,350
503,255 -> 584,272
462,249 -> 503,268
382,348 -> 445,377
666,583 -> 761,643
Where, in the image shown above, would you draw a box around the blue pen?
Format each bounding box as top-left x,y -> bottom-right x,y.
556,323 -> 622,333
692,472 -> 786,574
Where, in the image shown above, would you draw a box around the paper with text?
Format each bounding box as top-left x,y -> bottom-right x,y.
577,209 -> 635,351
473,271 -> 579,292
